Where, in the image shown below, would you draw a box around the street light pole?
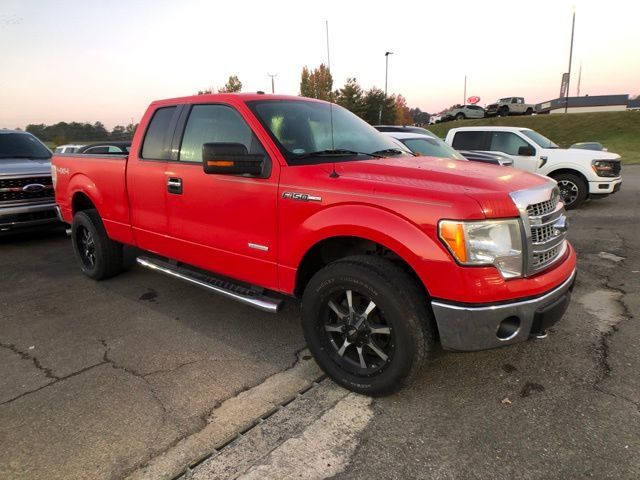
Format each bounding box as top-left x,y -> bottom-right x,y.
267,73 -> 277,94
379,51 -> 393,124
565,8 -> 576,113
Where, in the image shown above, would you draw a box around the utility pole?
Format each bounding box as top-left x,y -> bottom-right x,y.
576,61 -> 582,97
267,73 -> 277,94
565,7 -> 576,113
463,75 -> 467,105
379,51 -> 393,124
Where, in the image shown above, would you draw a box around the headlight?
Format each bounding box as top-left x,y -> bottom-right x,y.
439,219 -> 523,279
591,160 -> 620,177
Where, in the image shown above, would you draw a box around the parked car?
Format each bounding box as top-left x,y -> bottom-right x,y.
374,125 -> 433,136
54,144 -> 84,154
445,105 -> 486,121
76,141 -> 131,154
54,93 -> 576,396
1,130 -> 59,232
428,114 -> 442,125
445,126 -> 622,208
485,97 -> 535,117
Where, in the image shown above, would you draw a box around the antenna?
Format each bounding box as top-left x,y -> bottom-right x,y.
267,73 -> 277,94
326,20 -> 338,178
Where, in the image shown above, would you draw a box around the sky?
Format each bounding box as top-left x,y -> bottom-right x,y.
1,0 -> 639,129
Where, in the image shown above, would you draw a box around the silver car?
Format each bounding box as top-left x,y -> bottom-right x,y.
0,130 -> 59,232
446,105 -> 485,121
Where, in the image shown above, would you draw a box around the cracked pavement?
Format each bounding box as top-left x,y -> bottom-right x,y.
1,167 -> 639,480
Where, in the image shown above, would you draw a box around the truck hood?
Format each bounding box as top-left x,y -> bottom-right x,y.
542,147 -> 620,161
0,157 -> 52,176
325,156 -> 550,218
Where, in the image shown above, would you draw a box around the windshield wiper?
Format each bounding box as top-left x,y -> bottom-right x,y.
370,148 -> 411,156
294,149 -> 384,160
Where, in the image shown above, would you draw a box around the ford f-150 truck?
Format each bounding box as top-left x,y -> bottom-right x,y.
53,94 -> 576,396
445,126 -> 623,209
1,130 -> 59,232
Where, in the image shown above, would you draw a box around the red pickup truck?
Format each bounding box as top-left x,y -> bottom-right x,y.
53,93 -> 576,395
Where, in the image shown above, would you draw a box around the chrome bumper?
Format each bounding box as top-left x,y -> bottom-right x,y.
0,201 -> 59,230
431,270 -> 576,351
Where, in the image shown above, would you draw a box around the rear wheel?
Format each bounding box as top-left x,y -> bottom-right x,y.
301,255 -> 436,396
525,108 -> 533,115
71,209 -> 123,280
552,173 -> 588,210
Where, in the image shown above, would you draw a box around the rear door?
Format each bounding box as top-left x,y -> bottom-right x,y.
450,130 -> 490,151
127,105 -> 182,252
164,103 -> 280,290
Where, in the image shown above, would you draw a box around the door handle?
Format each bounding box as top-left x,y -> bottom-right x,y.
167,177 -> 183,194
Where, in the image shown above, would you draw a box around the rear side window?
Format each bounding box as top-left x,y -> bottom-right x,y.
451,131 -> 487,150
141,106 -> 177,160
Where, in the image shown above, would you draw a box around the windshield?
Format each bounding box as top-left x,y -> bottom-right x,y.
249,100 -> 406,164
401,137 -> 466,160
520,129 -> 559,149
0,133 -> 52,159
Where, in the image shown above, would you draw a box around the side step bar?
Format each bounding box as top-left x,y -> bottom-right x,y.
136,256 -> 283,313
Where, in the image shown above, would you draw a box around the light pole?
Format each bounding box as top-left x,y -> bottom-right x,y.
267,73 -> 277,94
379,51 -> 393,124
565,8 -> 576,113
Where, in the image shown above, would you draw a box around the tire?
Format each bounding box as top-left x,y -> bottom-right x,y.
455,113 -> 466,121
71,209 -> 123,280
499,107 -> 509,117
525,108 -> 533,115
301,255 -> 436,396
552,173 -> 588,210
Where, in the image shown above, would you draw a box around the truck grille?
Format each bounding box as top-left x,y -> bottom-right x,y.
0,176 -> 54,203
511,184 -> 568,276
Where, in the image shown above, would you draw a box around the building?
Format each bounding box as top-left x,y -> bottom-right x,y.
536,94 -> 629,114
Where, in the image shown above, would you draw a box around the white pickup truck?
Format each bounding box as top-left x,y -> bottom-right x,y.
445,126 -> 622,209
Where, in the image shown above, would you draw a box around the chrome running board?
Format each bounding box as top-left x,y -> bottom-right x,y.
136,256 -> 283,313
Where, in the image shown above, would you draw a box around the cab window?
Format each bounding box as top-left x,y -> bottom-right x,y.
179,104 -> 265,163
489,132 -> 532,156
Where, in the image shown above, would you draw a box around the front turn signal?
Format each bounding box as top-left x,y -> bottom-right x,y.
439,221 -> 467,263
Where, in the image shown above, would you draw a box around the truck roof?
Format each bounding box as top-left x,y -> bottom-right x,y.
448,126 -> 532,132
150,93 -> 322,106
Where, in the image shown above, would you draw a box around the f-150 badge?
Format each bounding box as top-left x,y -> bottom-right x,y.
282,192 -> 322,202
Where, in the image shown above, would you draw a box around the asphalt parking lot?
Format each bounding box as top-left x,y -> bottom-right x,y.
1,167 -> 638,480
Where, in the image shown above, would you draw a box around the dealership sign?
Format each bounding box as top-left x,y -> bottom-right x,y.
467,96 -> 480,104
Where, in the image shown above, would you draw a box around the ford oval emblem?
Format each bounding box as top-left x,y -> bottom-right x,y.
22,183 -> 46,193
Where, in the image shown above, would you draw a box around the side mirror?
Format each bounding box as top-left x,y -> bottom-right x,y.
202,143 -> 264,176
518,145 -> 535,156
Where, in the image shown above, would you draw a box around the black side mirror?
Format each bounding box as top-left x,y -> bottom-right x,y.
518,145 -> 535,156
202,143 -> 264,176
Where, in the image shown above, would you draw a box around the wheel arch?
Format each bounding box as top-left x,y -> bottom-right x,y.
547,168 -> 589,188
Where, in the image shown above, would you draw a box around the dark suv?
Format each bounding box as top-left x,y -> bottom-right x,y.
0,130 -> 59,232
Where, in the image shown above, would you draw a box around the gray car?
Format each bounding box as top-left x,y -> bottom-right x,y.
0,130 -> 60,232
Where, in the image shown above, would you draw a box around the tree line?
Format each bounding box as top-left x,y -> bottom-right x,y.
25,121 -> 138,145
27,67 -> 429,146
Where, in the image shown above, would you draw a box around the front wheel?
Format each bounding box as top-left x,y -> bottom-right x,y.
552,173 -> 588,210
71,209 -> 123,280
301,255 -> 436,396
455,113 -> 466,120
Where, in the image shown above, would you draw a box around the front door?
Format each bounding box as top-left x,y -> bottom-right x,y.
488,131 -> 539,172
165,103 -> 280,290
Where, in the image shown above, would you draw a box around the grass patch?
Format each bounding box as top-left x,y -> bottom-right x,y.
427,111 -> 640,164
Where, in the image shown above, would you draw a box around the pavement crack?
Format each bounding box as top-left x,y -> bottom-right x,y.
0,341 -> 60,381
0,361 -> 106,407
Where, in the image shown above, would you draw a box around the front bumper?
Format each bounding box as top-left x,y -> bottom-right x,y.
0,201 -> 59,231
588,178 -> 622,195
431,269 -> 576,351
